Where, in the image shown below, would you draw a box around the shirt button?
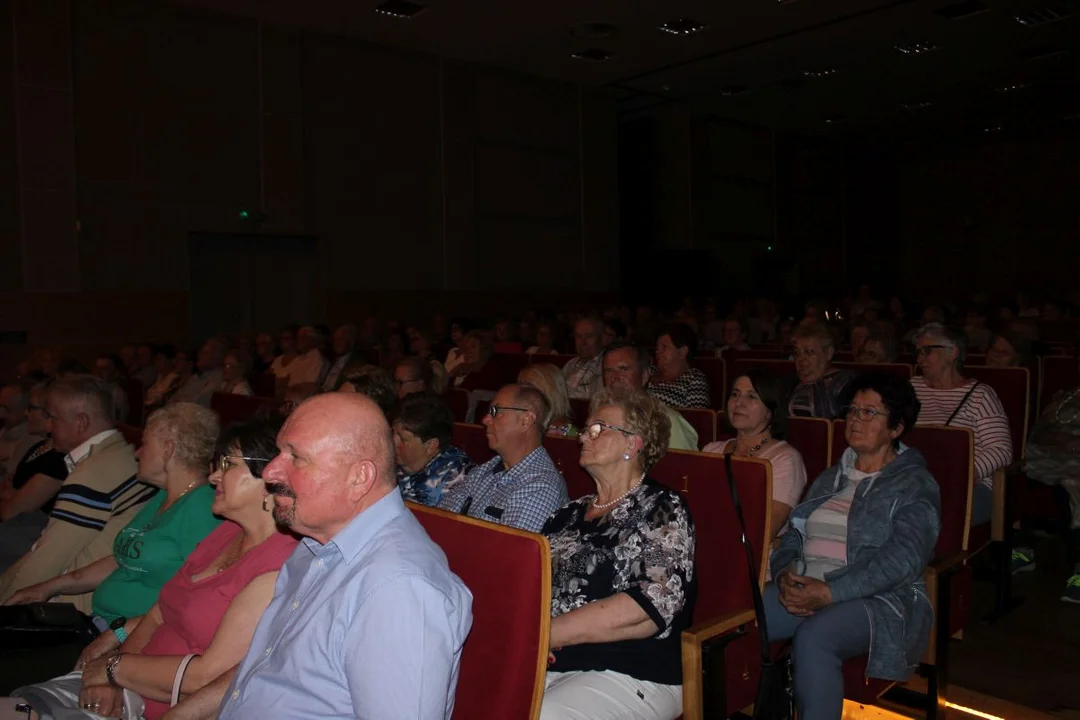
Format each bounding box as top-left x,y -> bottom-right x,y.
291,600 -> 299,610
316,559 -> 324,568
232,690 -> 240,699
264,646 -> 272,656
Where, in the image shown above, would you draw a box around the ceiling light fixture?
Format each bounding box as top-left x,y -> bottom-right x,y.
983,124 -> 1003,132
1014,7 -> 1070,26
894,41 -> 940,55
659,18 -> 709,35
571,48 -> 615,63
901,101 -> 935,110
995,83 -> 1028,92
803,68 -> 837,78
374,0 -> 428,19
824,115 -> 847,124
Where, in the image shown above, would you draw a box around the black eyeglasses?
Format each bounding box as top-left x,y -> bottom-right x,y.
581,419 -> 636,440
487,405 -> 529,419
843,406 -> 888,422
915,344 -> 949,358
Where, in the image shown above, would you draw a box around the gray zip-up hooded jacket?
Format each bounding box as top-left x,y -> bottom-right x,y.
770,445 -> 941,680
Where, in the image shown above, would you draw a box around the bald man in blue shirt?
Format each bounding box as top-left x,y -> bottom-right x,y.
217,393 -> 472,720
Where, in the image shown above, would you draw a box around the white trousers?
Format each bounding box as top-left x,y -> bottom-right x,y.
540,670 -> 682,720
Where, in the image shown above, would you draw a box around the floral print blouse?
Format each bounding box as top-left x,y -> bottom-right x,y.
541,478 -> 695,685
396,445 -> 473,507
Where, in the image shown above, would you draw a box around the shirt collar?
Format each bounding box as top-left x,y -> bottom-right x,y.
300,489 -> 406,564
494,444 -> 549,482
65,428 -> 120,472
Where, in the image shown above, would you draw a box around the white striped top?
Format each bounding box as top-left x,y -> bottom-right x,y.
910,376 -> 1013,489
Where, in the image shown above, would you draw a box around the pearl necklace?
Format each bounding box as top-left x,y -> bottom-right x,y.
592,473 -> 646,511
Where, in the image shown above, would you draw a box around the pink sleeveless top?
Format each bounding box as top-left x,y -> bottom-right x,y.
140,522 -> 298,719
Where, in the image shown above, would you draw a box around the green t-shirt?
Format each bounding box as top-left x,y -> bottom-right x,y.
91,484 -> 221,622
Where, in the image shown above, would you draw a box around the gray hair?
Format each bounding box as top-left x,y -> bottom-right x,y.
47,375 -> 115,424
146,403 -> 221,472
914,323 -> 967,366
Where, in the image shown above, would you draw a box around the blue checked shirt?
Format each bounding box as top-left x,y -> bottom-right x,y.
218,490 -> 473,720
437,446 -> 568,532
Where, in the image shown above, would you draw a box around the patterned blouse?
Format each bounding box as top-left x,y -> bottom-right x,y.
542,478 -> 695,685
396,446 -> 473,507
647,367 -> 711,409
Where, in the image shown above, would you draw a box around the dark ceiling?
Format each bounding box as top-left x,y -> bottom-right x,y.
174,0 -> 1080,138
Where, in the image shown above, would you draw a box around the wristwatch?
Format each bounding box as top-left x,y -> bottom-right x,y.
106,652 -> 125,687
110,615 -> 128,645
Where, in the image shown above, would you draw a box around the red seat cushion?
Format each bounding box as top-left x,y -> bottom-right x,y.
409,504 -> 548,720
785,417 -> 832,486
210,392 -> 281,427
452,423 -> 495,466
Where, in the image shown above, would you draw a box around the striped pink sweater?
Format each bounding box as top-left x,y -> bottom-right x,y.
910,376 -> 1013,489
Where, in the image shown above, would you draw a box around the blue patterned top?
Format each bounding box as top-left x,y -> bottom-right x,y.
437,446 -> 568,532
397,446 -> 473,507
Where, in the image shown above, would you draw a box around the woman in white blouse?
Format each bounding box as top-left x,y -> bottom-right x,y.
220,351 -> 253,396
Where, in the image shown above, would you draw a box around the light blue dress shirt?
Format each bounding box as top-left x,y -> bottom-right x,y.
218,490 -> 473,720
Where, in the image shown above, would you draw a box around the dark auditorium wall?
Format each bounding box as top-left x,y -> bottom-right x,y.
887,128 -> 1080,298
0,0 -> 620,365
619,106 -> 845,305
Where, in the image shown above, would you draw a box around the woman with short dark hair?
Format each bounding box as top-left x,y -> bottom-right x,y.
766,372 -> 939,720
703,368 -> 807,538
647,323 -> 710,409
393,394 -> 473,507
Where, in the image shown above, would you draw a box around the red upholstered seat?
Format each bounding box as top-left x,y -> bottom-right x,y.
785,417 -> 833,484
451,423 -> 495,466
408,504 -> 550,720
447,388 -> 470,423
963,365 -> 1030,460
651,451 -> 771,718
210,392 -> 282,427
1039,355 -> 1079,415
542,435 -> 592,501
675,407 -> 717,449
690,357 -> 727,410
116,423 -> 144,448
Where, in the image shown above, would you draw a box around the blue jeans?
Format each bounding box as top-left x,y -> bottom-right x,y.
762,583 -> 872,720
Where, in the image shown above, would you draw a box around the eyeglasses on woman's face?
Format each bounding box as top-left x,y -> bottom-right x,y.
843,405 -> 888,422
915,344 -> 949,359
214,454 -> 271,477
580,419 -> 635,441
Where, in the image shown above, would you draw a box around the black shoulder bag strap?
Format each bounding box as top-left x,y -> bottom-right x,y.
945,380 -> 980,426
724,453 -> 791,720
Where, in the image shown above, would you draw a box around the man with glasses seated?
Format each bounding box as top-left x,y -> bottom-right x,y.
439,384 -> 568,532
393,356 -> 433,400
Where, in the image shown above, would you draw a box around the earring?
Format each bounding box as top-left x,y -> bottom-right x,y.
623,452 -> 631,461
262,496 -> 271,512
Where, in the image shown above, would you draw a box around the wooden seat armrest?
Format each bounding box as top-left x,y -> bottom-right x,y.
682,608 -> 757,647
681,608 -> 757,720
929,551 -> 968,576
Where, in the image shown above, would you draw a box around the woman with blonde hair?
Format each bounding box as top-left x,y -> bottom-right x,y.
540,388 -> 694,719
518,364 -> 579,438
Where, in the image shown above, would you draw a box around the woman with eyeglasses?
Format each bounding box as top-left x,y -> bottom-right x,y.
766,372 -> 940,720
787,322 -> 854,419
911,323 -> 1012,526
539,388 -> 695,720
219,351 -> 253,397
7,419 -> 297,719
